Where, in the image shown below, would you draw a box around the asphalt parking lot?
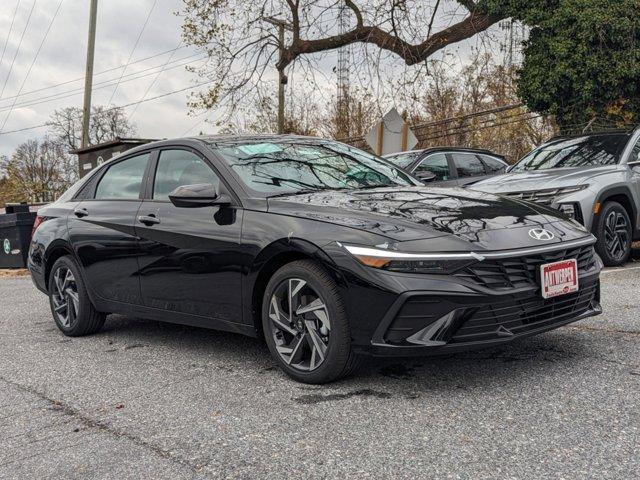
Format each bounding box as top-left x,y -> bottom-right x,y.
1,266 -> 639,479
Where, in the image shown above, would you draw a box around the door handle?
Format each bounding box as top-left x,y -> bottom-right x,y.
138,214 -> 160,226
73,207 -> 88,218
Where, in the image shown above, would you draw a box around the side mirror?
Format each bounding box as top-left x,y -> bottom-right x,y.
168,183 -> 231,208
415,171 -> 437,183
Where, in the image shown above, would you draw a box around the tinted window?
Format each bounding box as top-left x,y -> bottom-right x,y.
95,153 -> 149,200
630,137 -> 640,163
386,151 -> 421,169
453,153 -> 486,178
211,140 -> 417,195
480,155 -> 507,173
153,150 -> 220,201
512,135 -> 626,172
415,153 -> 450,180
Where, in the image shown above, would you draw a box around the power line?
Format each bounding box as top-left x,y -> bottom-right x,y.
0,54 -> 205,113
107,0 -> 157,105
0,0 -> 37,99
0,79 -> 216,136
0,0 -> 21,70
1,0 -> 64,132
127,40 -> 182,120
0,45 -> 193,102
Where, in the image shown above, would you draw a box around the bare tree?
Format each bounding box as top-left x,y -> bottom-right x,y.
0,138 -> 76,203
47,105 -> 137,152
180,1 -> 504,119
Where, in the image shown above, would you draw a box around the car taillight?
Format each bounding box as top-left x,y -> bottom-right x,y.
31,216 -> 46,239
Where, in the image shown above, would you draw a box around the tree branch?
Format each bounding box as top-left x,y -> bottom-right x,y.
279,9 -> 503,69
345,0 -> 363,28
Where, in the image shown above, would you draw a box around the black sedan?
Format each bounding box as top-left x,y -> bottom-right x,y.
385,147 -> 508,186
28,135 -> 602,383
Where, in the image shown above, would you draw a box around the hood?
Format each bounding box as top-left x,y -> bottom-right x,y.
470,165 -> 615,193
267,186 -> 586,248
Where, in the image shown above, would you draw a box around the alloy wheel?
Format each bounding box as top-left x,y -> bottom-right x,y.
268,278 -> 331,371
51,266 -> 80,328
603,210 -> 630,261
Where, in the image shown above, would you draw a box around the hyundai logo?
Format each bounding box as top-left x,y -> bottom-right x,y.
529,228 -> 555,241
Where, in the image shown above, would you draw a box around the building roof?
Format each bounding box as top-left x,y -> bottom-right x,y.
69,137 -> 159,155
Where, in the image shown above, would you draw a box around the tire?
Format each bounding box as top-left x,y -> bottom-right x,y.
261,260 -> 361,384
47,255 -> 105,336
594,201 -> 633,267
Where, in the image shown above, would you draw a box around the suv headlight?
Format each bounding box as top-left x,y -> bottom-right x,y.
556,185 -> 589,196
342,245 -> 482,274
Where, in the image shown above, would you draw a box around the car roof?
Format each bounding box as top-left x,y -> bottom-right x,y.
547,130 -> 633,143
385,146 -> 504,158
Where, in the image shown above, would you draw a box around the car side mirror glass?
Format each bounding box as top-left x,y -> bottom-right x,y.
168,183 -> 230,208
416,171 -> 437,183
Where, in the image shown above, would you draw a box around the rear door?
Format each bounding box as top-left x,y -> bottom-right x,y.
67,151 -> 152,304
136,147 -> 244,324
450,152 -> 490,186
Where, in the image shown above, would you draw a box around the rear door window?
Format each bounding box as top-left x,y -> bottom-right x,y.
95,153 -> 150,200
452,153 -> 486,178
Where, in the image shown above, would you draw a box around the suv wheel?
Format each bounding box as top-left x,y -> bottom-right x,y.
595,201 -> 632,267
262,260 -> 361,384
48,256 -> 106,336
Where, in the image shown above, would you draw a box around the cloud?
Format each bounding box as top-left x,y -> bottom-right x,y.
0,0 -> 505,157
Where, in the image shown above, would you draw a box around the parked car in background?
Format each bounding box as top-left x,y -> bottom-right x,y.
471,129 -> 640,266
384,147 -> 508,186
28,135 -> 601,384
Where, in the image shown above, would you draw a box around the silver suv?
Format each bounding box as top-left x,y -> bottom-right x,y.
471,129 -> 640,266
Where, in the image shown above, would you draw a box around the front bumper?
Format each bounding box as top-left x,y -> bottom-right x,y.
334,237 -> 603,357
366,274 -> 601,356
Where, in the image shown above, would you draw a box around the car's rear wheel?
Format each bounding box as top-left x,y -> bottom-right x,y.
48,256 -> 105,336
595,201 -> 632,267
262,260 -> 360,383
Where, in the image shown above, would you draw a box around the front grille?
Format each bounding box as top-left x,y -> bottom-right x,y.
503,189 -> 559,205
454,245 -> 597,290
450,278 -> 599,344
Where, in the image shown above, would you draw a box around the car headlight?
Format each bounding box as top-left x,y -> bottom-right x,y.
342,245 -> 482,274
556,185 -> 589,196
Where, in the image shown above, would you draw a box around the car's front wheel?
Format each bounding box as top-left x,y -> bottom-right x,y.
594,201 -> 633,267
262,260 -> 360,383
48,256 -> 105,336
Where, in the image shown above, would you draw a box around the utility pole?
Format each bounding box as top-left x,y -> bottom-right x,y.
81,0 -> 98,149
262,16 -> 293,134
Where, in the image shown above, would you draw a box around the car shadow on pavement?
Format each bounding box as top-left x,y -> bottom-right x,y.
94,313 -> 596,397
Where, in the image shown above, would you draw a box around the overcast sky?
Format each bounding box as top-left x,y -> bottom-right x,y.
0,0 -> 505,158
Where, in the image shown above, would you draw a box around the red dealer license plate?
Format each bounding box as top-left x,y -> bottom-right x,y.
540,259 -> 579,299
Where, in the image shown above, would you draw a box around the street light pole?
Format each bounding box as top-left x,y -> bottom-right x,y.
81,0 -> 98,149
262,16 -> 293,134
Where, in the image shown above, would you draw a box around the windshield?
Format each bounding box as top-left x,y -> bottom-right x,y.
209,139 -> 418,195
511,134 -> 627,172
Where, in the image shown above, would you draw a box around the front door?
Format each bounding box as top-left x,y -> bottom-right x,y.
136,148 -> 243,324
67,152 -> 151,304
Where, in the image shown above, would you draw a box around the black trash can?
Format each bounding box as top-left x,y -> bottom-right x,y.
0,203 -> 36,269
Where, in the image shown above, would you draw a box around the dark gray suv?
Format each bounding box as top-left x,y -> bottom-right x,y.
472,129 -> 640,266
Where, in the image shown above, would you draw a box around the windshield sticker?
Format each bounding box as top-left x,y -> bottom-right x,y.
237,143 -> 283,155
